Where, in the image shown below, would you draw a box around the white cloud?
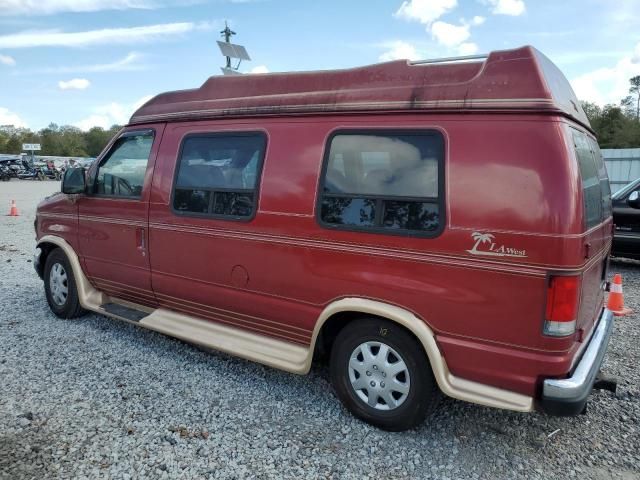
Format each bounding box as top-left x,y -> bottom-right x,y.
0,53 -> 15,65
379,40 -> 420,61
394,0 -> 457,25
0,0 -> 183,16
74,95 -> 152,130
431,21 -> 470,48
0,22 -> 212,49
58,78 -> 90,90
38,52 -> 145,74
249,65 -> 269,74
0,106 -> 26,127
393,1 -> 484,54
485,0 -> 525,16
633,43 -> 640,64
571,42 -> 640,105
458,42 -> 479,55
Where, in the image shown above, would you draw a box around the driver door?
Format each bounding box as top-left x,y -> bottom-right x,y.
78,125 -> 165,308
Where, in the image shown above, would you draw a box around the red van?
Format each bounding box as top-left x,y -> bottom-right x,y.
34,46 -> 614,431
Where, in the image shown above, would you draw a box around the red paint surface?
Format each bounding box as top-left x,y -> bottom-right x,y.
36,50 -> 611,398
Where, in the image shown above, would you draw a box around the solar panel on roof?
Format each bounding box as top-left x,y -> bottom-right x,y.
216,41 -> 251,61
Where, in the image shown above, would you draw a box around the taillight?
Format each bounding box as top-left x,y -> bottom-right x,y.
544,275 -> 581,336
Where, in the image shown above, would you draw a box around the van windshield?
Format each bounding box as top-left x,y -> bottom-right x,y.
572,130 -> 612,229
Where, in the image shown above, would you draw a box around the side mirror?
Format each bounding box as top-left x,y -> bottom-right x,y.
628,190 -> 640,209
62,167 -> 86,194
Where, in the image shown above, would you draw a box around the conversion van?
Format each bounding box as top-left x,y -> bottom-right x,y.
34,46 -> 614,431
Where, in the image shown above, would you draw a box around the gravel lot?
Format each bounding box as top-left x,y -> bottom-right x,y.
1,180 -> 639,480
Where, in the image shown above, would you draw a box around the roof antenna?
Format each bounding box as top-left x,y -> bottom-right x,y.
217,21 -> 251,76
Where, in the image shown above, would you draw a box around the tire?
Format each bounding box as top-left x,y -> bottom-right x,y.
330,318 -> 440,431
43,248 -> 86,319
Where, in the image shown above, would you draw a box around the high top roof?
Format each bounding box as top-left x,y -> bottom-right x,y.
130,45 -> 590,130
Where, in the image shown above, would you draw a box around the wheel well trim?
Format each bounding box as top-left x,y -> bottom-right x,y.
36,235 -> 106,310
309,297 -> 534,412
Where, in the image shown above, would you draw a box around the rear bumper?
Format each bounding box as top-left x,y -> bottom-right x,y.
539,308 -> 614,416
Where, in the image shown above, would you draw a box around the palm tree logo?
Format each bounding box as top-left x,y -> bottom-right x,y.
468,232 -> 495,254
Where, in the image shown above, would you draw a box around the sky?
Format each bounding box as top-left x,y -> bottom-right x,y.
0,0 -> 640,131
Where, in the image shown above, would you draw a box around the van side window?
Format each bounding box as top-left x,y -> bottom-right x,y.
573,131 -> 605,229
172,133 -> 266,219
587,137 -> 612,219
95,130 -> 154,198
318,131 -> 444,235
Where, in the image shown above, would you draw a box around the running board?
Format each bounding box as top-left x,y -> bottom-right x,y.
138,308 -> 309,374
101,302 -> 149,322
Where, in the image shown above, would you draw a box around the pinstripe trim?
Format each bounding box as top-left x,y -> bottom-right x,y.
150,222 -> 548,275
38,212 -> 76,219
157,297 -> 311,344
91,276 -> 313,340
130,98 -> 560,124
79,215 -> 146,228
38,212 -> 610,274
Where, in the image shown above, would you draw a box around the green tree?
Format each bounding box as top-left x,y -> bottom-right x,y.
1,122 -> 121,157
5,135 -> 22,154
629,75 -> 640,121
84,126 -> 116,157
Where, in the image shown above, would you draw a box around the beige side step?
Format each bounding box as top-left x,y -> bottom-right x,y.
140,308 -> 310,374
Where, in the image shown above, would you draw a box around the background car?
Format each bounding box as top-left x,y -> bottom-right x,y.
612,177 -> 640,259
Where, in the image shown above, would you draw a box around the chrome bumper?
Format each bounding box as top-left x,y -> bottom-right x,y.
541,308 -> 614,415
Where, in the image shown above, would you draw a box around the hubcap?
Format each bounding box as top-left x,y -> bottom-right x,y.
49,262 -> 68,306
348,341 -> 410,411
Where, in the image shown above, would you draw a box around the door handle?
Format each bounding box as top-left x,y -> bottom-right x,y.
136,227 -> 146,256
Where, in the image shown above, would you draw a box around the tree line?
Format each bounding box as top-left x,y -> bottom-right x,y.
0,123 -> 121,158
1,76 -> 639,156
579,76 -> 639,149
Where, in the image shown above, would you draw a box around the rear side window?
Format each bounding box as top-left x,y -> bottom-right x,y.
573,130 -> 611,229
318,131 -> 444,236
173,133 -> 266,220
588,137 -> 612,218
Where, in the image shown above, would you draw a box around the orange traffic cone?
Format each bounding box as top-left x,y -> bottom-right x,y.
607,274 -> 632,317
7,199 -> 19,216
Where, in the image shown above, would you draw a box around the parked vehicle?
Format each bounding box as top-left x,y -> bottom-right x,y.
612,177 -> 640,259
17,160 -> 45,180
0,163 -> 11,181
17,160 -> 61,181
0,158 -> 21,179
34,45 -> 614,431
42,160 -> 62,180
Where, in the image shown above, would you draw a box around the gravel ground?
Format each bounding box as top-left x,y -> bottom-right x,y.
1,180 -> 639,480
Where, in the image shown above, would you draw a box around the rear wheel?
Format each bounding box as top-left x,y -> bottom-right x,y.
330,318 -> 439,431
44,249 -> 86,319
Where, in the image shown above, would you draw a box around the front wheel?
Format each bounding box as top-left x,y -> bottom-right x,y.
330,318 -> 440,431
44,249 -> 86,319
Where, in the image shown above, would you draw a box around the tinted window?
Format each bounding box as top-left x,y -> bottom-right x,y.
573,131 -> 612,229
588,137 -> 612,218
173,133 -> 265,219
319,132 -> 443,235
95,131 -> 154,198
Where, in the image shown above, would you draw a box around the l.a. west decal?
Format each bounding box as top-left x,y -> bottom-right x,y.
467,232 -> 527,258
